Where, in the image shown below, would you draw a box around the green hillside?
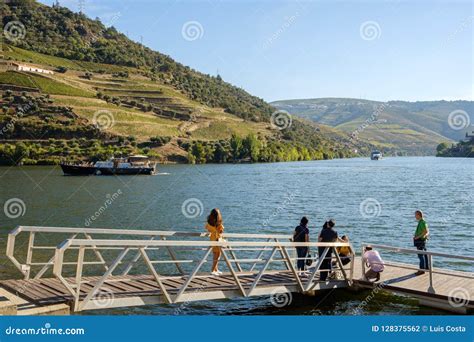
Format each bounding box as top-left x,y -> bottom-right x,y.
271,98 -> 473,155
0,1 -> 373,165
437,132 -> 474,158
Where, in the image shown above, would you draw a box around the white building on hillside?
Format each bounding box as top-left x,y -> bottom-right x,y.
9,62 -> 54,75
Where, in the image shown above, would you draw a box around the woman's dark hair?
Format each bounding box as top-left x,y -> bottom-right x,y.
207,208 -> 223,227
323,219 -> 335,229
300,216 -> 308,226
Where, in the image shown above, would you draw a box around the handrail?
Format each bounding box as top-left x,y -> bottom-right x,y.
360,243 -> 474,291
6,226 -> 293,279
57,239 -> 352,248
11,226 -> 293,239
362,243 -> 474,261
51,238 -> 355,311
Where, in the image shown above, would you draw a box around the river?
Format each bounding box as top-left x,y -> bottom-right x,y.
0,157 -> 472,315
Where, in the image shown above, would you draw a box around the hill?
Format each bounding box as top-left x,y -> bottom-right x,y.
437,132 -> 474,158
0,1 -> 372,165
271,98 -> 473,155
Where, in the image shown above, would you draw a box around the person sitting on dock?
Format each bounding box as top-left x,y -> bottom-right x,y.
293,216 -> 310,273
318,219 -> 338,281
362,246 -> 384,282
333,235 -> 352,267
413,210 -> 430,275
205,208 -> 225,276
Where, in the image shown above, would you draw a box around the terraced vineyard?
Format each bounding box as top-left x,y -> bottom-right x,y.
0,46 -> 277,164
0,0 -> 372,165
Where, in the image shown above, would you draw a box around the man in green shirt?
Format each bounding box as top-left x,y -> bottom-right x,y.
413,210 -> 430,274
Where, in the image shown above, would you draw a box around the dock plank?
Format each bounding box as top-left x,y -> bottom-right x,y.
0,257 -> 472,314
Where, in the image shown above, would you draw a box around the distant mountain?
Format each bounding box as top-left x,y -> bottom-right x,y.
271,98 -> 474,155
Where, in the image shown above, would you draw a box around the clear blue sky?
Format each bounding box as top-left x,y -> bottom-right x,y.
40,0 -> 473,102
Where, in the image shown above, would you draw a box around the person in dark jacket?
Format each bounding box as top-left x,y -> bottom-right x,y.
293,216 -> 310,272
318,219 -> 338,281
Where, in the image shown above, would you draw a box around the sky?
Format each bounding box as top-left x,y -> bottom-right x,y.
39,0 -> 473,102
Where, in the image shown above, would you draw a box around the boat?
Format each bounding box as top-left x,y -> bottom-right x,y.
60,155 -> 157,176
60,163 -> 97,175
370,150 -> 382,160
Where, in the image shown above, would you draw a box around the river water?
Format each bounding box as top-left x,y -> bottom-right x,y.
0,157 -> 472,315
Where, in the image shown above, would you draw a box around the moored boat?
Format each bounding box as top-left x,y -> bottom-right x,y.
60,163 -> 97,175
60,155 -> 157,176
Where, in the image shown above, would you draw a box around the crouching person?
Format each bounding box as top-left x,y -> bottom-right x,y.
363,246 -> 384,282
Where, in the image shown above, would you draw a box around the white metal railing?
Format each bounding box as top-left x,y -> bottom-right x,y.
51,238 -> 355,311
361,243 -> 474,290
6,226 -> 292,280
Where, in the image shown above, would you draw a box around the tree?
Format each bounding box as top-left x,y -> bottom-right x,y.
213,143 -> 228,163
191,142 -> 206,164
13,143 -> 30,165
242,134 -> 261,162
436,142 -> 450,153
230,134 -> 242,161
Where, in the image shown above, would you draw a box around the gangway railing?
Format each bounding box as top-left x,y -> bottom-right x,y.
51,239 -> 354,311
361,243 -> 474,291
6,226 -> 292,280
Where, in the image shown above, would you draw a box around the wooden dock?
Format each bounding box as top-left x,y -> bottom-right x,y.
0,226 -> 472,315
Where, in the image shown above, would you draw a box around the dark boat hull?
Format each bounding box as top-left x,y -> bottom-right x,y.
97,167 -> 155,175
60,164 -> 97,176
61,163 -> 156,176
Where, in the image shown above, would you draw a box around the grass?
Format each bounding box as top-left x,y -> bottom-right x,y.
3,45 -> 133,74
75,61 -> 132,73
1,49 -> 272,145
4,45 -> 83,70
0,71 -> 37,88
190,120 -> 268,140
29,74 -> 95,97
52,95 -> 181,139
0,71 -> 94,97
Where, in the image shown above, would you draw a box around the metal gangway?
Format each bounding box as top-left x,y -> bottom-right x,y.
2,226 -> 354,313
0,226 -> 472,315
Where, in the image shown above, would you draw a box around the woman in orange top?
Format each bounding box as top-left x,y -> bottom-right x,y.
205,208 -> 224,275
